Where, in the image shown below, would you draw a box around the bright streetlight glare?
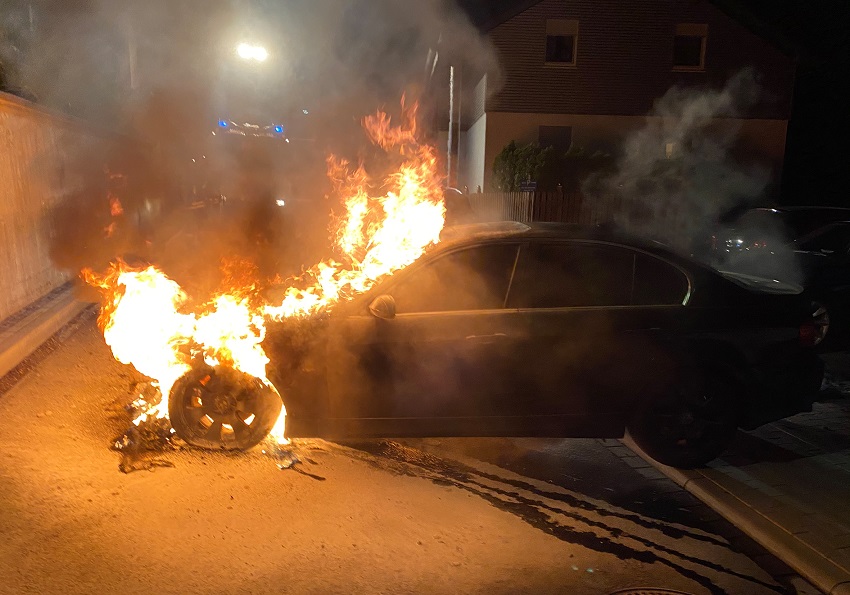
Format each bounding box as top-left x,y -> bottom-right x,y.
236,42 -> 268,62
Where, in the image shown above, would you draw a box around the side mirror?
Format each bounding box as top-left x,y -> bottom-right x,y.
368,295 -> 396,320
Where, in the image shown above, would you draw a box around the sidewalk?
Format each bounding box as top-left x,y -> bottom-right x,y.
626,371 -> 850,595
0,283 -> 93,379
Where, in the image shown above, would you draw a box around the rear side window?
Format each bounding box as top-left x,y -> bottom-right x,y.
507,242 -> 633,308
389,244 -> 519,313
632,253 -> 689,305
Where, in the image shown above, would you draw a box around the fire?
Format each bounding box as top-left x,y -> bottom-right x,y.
264,100 -> 445,319
83,264 -> 195,422
109,195 -> 124,217
85,99 -> 445,446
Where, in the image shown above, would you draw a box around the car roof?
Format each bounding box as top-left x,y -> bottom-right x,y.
772,206 -> 850,213
440,221 -> 671,253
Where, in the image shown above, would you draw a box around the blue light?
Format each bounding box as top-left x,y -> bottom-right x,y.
274,125 -> 283,134
218,120 -> 228,128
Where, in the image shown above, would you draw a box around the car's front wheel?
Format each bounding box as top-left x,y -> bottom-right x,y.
168,365 -> 282,450
627,366 -> 740,469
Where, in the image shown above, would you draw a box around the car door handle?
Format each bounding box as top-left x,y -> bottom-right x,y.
465,333 -> 508,343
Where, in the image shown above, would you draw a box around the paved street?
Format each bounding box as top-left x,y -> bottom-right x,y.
0,312 -> 794,595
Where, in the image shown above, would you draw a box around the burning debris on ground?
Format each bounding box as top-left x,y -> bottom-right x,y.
108,379 -> 327,475
108,382 -> 181,473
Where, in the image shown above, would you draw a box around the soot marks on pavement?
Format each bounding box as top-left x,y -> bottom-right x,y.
349,440 -> 784,595
453,440 -> 725,535
353,440 -> 727,547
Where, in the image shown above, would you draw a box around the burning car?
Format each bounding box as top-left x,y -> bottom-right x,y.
85,101 -> 823,470
167,222 -> 824,469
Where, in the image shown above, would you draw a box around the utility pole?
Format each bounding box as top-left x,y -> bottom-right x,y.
456,65 -> 462,189
125,12 -> 138,91
447,65 -> 454,186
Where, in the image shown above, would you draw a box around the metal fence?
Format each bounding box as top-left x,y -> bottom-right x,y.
467,191 -> 623,226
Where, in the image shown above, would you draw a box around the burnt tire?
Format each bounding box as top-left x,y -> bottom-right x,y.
168,365 -> 282,451
627,365 -> 740,469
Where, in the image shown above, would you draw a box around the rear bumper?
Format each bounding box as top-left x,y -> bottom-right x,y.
740,351 -> 824,429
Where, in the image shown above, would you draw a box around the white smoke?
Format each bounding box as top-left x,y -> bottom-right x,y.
584,69 -> 770,255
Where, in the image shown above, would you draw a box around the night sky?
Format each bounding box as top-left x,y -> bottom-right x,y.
458,0 -> 850,206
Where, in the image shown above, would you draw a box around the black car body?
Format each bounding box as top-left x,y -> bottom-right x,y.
243,222 -> 823,467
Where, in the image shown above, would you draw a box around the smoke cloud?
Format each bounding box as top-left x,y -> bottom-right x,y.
584,69 -> 770,256
2,0 -> 497,298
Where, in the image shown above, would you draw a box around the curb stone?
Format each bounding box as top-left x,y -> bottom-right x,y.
622,434 -> 850,595
0,287 -> 93,379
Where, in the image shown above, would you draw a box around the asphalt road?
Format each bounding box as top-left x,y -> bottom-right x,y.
0,313 -> 797,595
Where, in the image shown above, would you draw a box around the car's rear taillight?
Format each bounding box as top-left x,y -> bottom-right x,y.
799,320 -> 820,348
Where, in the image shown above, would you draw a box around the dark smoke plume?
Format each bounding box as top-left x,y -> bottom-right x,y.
4,0 -> 497,299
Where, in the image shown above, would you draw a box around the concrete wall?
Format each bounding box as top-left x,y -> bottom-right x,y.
0,93 -> 106,321
462,114 -> 488,192
476,111 -> 788,190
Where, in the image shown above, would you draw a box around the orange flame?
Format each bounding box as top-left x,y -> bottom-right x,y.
85,99 -> 445,444
264,101 -> 445,319
109,195 -> 124,217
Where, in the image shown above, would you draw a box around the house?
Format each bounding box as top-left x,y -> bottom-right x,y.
451,0 -> 795,193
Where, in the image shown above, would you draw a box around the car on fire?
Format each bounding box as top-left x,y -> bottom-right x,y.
167,222 -> 824,469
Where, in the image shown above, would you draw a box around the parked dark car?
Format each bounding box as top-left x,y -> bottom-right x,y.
706,206 -> 850,266
168,223 -> 824,468
710,207 -> 850,348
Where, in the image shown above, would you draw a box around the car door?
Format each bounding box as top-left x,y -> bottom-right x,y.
319,240 -> 527,438
502,240 -> 691,437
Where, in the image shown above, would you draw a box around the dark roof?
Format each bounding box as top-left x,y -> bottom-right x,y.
457,0 -> 804,56
440,221 -> 675,254
457,0 -> 543,31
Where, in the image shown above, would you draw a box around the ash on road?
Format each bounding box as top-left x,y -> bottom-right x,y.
0,317 -> 783,595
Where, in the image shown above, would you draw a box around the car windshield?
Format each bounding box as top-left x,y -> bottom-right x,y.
732,209 -> 795,244
795,222 -> 850,253
735,208 -> 850,244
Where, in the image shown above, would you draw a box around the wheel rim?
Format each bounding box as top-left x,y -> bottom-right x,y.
641,375 -> 736,454
172,367 -> 280,449
650,401 -> 727,447
810,301 -> 830,346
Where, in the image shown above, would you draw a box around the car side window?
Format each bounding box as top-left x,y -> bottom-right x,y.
632,253 -> 689,305
506,242 -> 633,308
388,243 -> 519,313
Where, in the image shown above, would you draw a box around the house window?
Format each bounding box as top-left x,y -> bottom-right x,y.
545,19 -> 578,65
673,24 -> 707,70
539,126 -> 573,152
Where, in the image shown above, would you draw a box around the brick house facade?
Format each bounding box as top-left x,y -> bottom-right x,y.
452,0 -> 795,192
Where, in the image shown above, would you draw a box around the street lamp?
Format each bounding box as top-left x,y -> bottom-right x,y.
236,42 -> 268,62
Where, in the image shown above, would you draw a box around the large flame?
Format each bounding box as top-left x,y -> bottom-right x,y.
85,99 -> 446,444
